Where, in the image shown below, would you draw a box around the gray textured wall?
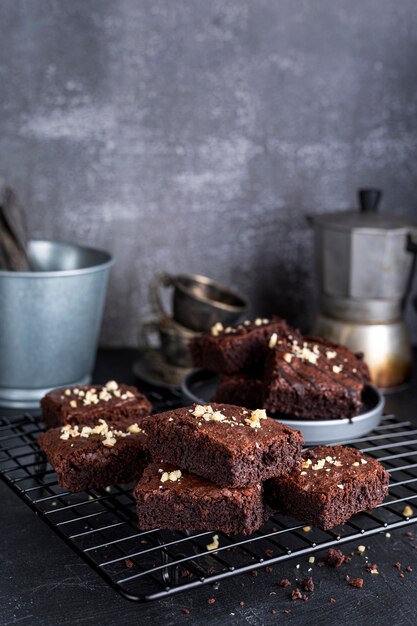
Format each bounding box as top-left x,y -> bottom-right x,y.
1,0 -> 417,346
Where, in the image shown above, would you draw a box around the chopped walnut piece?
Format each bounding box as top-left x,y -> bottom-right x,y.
403,505 -> 414,517
127,423 -> 142,434
102,436 -> 117,448
69,400 -> 77,408
244,409 -> 267,429
268,333 -> 278,349
160,469 -> 182,483
210,322 -> 224,336
332,365 -> 343,374
105,380 -> 119,391
64,389 -> 72,396
206,534 -> 219,551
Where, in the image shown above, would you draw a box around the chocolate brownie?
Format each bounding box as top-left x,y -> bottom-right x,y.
189,317 -> 299,374
213,373 -> 264,408
265,445 -> 389,530
134,462 -> 271,535
38,420 -> 150,492
263,336 -> 370,419
140,403 -> 303,488
41,380 -> 152,429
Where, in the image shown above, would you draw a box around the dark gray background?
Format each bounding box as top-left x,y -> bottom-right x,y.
1,0 -> 416,346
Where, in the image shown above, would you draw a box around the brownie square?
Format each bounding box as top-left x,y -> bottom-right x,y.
265,445 -> 389,530
41,380 -> 152,429
189,317 -> 299,374
213,373 -> 264,408
141,403 -> 303,488
134,463 -> 272,535
263,336 -> 370,419
38,420 -> 150,492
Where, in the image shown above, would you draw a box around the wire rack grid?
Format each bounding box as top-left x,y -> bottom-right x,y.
1,406 -> 417,601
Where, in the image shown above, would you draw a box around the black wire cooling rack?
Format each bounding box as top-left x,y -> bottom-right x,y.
1,406 -> 417,602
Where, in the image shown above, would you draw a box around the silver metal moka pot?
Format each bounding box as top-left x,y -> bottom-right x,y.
308,189 -> 417,388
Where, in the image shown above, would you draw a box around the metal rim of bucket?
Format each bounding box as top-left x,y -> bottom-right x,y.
0,239 -> 114,278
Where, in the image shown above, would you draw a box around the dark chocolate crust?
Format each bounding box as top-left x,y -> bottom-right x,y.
265,445 -> 389,530
140,403 -> 303,488
263,336 -> 370,420
134,463 -> 271,535
38,424 -> 150,492
40,382 -> 152,429
189,317 -> 299,374
214,373 -> 265,408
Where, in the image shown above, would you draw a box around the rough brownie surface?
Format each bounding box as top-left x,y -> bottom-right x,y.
41,380 -> 152,429
189,317 -> 299,374
213,374 -> 264,408
263,336 -> 370,420
38,420 -> 149,492
265,445 -> 389,530
134,463 -> 271,535
141,403 -> 303,488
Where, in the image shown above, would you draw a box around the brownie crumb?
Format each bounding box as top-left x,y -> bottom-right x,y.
290,588 -> 309,601
271,609 -> 277,614
328,597 -> 336,603
182,608 -> 190,615
393,562 -> 402,570
399,572 -> 405,579
265,549 -> 274,557
239,601 -> 245,606
326,549 -> 347,567
406,566 -> 413,573
124,559 -> 134,569
300,576 -> 314,592
278,578 -> 292,587
207,598 -> 216,605
348,578 -> 364,588
265,566 -> 273,573
283,609 -> 290,614
251,570 -> 259,577
290,588 -> 303,601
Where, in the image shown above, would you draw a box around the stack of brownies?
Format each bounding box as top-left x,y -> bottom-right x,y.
190,316 -> 371,420
38,380 -> 389,534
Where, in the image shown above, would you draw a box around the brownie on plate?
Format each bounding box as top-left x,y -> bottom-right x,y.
213,373 -> 264,408
38,420 -> 150,492
134,463 -> 271,535
41,381 -> 152,429
141,403 -> 303,488
189,317 -> 299,374
263,336 -> 370,420
265,445 -> 389,530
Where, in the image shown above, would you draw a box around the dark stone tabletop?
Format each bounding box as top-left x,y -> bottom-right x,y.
1,349 -> 417,626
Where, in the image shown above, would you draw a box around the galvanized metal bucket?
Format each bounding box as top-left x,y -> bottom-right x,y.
0,240 -> 113,409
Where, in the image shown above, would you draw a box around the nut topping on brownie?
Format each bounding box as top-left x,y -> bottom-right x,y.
59,419 -> 143,448
41,382 -> 152,429
190,316 -> 300,374
189,404 -> 267,430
